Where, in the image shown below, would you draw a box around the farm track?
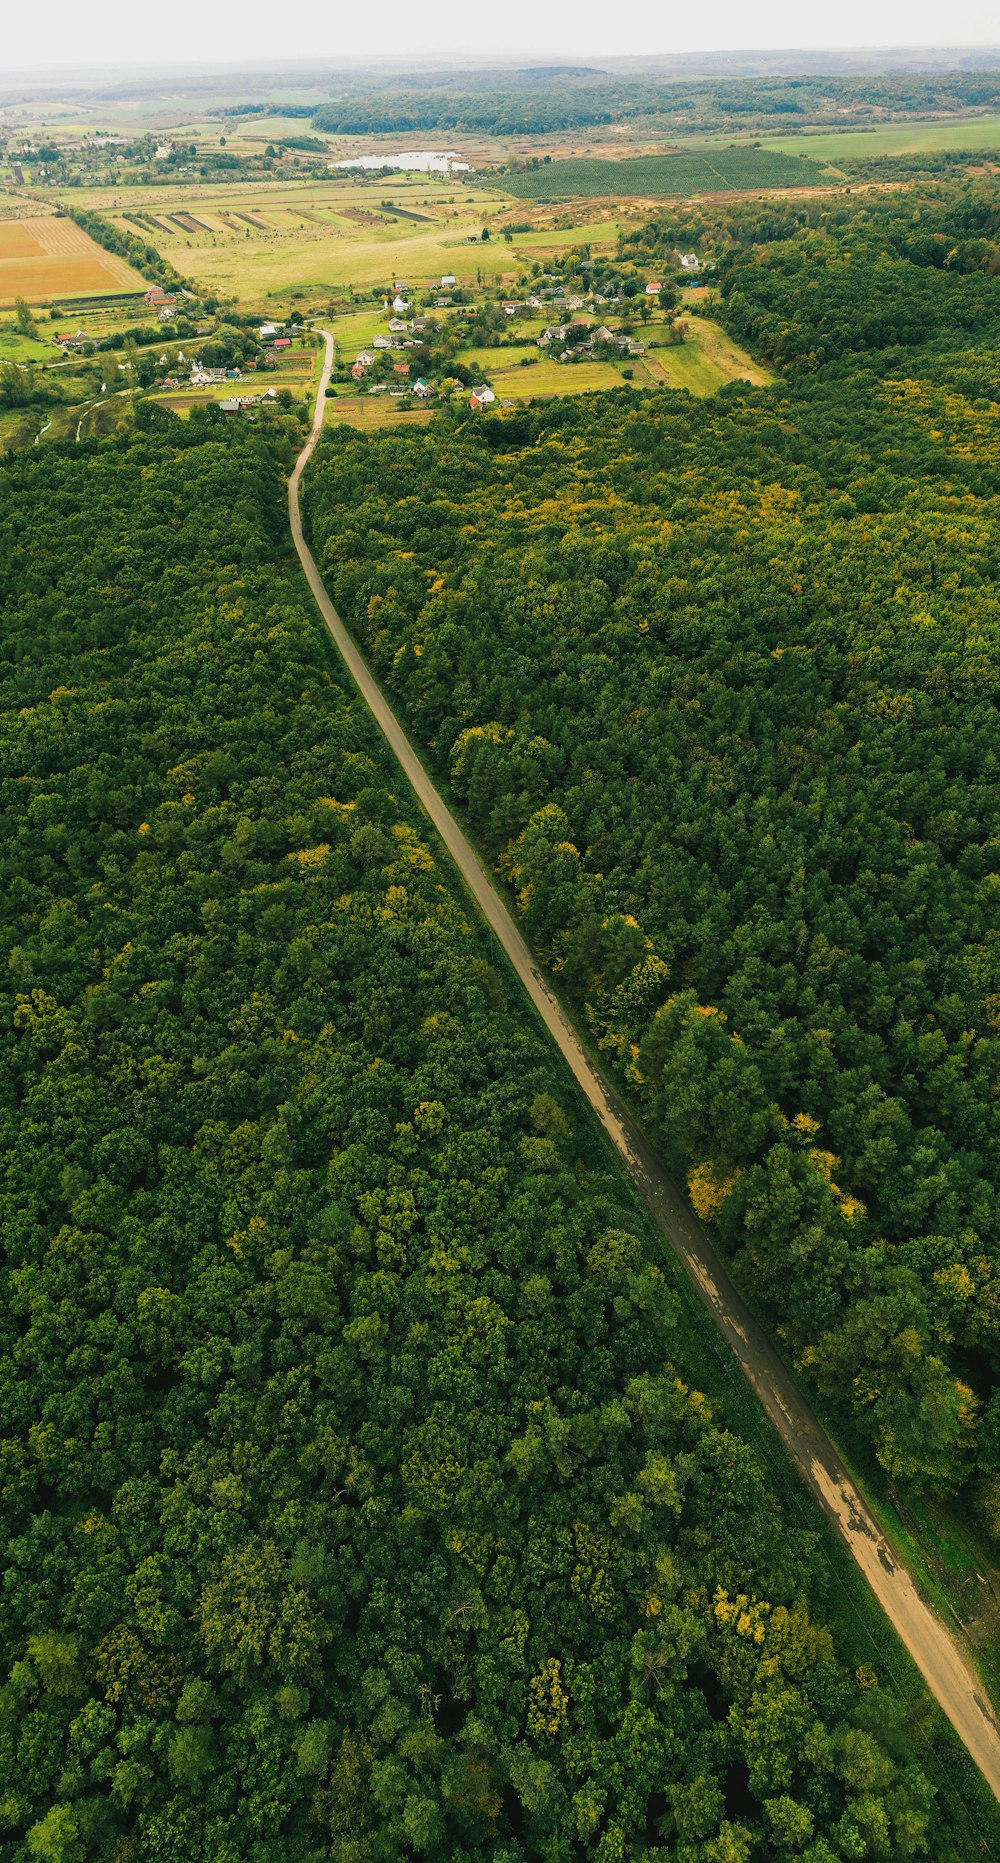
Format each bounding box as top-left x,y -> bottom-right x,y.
289,328 -> 1000,1804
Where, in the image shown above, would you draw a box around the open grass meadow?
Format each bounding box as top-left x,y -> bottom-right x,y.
0,323 -> 58,364
0,214 -> 147,305
758,111 -> 1000,165
497,145 -> 831,199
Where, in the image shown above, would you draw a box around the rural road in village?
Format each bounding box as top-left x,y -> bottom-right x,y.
289,329 -> 1000,1804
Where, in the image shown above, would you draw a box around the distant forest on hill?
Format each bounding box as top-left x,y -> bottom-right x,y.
311,68 -> 1000,136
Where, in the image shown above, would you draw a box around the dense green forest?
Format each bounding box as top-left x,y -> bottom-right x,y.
303,188 -> 1000,1533
2,416 -> 968,1858
311,69 -> 1000,137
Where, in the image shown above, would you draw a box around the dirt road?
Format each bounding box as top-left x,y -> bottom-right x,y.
289,329 -> 1000,1801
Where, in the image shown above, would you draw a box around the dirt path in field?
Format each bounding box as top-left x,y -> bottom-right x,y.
289,330 -> 1000,1805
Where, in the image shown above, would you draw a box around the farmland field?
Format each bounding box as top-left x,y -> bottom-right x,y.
757,112 -> 1000,164
0,214 -> 147,305
498,146 -> 830,199
102,185 -> 505,301
55,175 -> 623,304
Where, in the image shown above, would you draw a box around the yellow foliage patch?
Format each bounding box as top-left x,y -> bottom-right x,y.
527,1658 -> 569,1737
688,1160 -> 741,1223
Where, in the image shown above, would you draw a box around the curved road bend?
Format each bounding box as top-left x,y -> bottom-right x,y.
289,330 -> 1000,1801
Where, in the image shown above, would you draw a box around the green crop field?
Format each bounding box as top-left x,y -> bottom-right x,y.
759,112 -> 1000,164
497,146 -> 830,200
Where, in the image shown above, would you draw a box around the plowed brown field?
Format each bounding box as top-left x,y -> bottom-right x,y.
0,215 -> 147,303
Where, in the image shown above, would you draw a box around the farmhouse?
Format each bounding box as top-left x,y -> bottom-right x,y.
392,294 -> 411,314
272,336 -> 291,351
189,364 -> 228,385
144,286 -> 172,306
538,325 -> 570,348
441,273 -> 457,287
355,350 -> 375,367
470,384 -> 496,408
679,253 -> 700,272
219,389 -> 278,413
392,360 -> 411,376
645,281 -> 662,296
351,361 -> 368,380
412,379 -> 432,398
373,334 -> 391,349
388,317 -> 409,333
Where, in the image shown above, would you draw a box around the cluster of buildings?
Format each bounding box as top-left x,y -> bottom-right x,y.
144,285 -> 178,322
219,388 -> 280,413
538,322 -> 645,360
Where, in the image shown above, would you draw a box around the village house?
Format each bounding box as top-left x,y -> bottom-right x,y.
219,388 -> 278,413
469,384 -> 496,409
411,317 -> 433,335
351,360 -> 367,380
412,378 -> 432,398
144,286 -> 172,307
189,364 -> 228,386
502,300 -> 521,316
392,359 -> 411,376
440,273 -> 457,287
388,317 -> 409,333
355,350 -> 375,368
272,335 -> 291,351
645,281 -> 662,296
373,334 -> 392,349
392,294 -> 410,314
434,295 -> 453,308
679,254 -> 700,272
538,325 -> 570,348
158,307 -> 175,322
258,322 -> 278,340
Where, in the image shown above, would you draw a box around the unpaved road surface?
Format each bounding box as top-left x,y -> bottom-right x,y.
289,329 -> 1000,1802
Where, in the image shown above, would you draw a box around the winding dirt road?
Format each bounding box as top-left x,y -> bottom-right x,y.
289,330 -> 1000,1801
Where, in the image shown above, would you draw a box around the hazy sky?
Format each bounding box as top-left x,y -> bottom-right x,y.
5,0 -> 999,76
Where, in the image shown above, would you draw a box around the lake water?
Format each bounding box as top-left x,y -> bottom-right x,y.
330,149 -> 472,174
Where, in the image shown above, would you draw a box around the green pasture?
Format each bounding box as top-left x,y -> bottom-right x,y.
0,326 -> 55,364
759,112 -> 1000,163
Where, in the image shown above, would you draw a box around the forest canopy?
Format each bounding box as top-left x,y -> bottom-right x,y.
1,419 -> 964,1858
303,185 -> 1000,1531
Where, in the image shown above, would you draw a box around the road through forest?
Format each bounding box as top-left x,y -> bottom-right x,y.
289,329 -> 1000,1802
